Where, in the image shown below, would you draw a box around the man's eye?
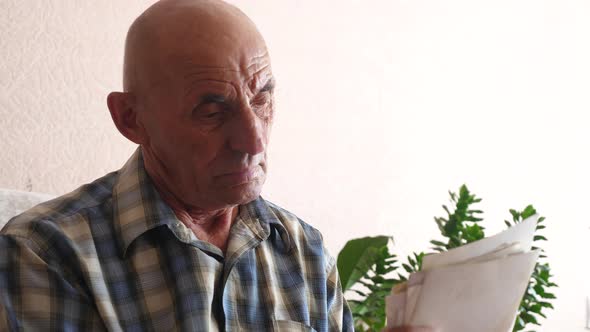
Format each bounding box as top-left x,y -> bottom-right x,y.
194,103 -> 226,121
203,110 -> 222,118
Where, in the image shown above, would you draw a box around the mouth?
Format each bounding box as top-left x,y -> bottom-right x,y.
215,165 -> 263,187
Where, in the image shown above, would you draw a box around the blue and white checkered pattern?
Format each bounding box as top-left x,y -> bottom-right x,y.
0,148 -> 353,331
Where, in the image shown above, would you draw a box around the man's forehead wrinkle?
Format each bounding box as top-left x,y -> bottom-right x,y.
176,51 -> 271,81
183,78 -> 238,98
174,47 -> 269,69
179,63 -> 241,76
243,49 -> 270,69
247,65 -> 273,93
245,51 -> 270,68
240,49 -> 272,92
180,65 -> 239,96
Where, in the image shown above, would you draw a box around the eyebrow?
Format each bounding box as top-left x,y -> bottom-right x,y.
201,94 -> 227,104
193,76 -> 275,103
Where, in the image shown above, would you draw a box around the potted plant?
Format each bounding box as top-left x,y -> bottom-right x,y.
337,185 -> 557,331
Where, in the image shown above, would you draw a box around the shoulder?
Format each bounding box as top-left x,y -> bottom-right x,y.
259,198 -> 336,268
1,172 -> 118,248
263,199 -> 324,243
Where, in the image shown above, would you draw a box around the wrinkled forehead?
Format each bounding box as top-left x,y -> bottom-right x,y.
167,32 -> 270,72
169,51 -> 272,91
144,6 -> 272,90
155,40 -> 272,99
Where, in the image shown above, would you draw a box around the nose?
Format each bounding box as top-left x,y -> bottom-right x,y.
228,104 -> 266,156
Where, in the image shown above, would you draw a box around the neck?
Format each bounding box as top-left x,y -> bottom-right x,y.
143,151 -> 237,253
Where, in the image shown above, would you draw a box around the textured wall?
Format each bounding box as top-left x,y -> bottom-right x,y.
1,1 -> 147,193
2,0 -> 589,330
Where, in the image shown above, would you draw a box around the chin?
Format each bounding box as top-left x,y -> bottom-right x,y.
224,179 -> 264,205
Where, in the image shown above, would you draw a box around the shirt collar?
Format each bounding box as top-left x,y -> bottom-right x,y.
238,197 -> 293,253
112,147 -> 292,256
112,148 -> 181,256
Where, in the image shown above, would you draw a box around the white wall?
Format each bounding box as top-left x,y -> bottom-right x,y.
1,1 -> 588,330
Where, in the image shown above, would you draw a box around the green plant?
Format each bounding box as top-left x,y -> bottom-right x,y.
336,185 -> 557,332
337,236 -> 399,331
430,185 -> 485,251
505,206 -> 558,331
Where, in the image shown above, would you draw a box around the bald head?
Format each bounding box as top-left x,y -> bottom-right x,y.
108,0 -> 274,211
123,0 -> 268,93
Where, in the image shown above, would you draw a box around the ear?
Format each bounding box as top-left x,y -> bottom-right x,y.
107,92 -> 148,145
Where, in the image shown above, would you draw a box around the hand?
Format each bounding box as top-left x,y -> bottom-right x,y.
383,326 -> 438,332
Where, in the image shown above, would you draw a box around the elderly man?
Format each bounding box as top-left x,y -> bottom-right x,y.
0,1 -> 349,330
0,0 -> 433,331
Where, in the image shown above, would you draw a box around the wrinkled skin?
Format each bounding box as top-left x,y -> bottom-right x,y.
107,0 -> 274,251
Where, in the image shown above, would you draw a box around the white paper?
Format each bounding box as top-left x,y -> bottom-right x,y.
422,215 -> 538,271
409,250 -> 539,332
386,216 -> 540,332
404,275 -> 423,324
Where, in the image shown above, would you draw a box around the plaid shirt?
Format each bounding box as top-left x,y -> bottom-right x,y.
0,148 -> 353,331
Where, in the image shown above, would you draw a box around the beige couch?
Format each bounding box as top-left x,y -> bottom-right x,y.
0,189 -> 55,229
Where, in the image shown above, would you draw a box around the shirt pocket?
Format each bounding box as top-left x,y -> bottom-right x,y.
271,320 -> 317,332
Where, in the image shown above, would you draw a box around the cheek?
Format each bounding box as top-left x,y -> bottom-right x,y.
185,132 -> 229,166
147,124 -> 203,168
154,126 -> 192,154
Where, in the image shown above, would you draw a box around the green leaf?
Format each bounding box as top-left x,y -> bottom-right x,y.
337,236 -> 391,291
430,240 -> 446,247
514,317 -> 525,331
509,209 -> 520,222
539,292 -> 556,299
538,301 -> 554,309
529,304 -> 542,314
521,312 -> 539,325
402,263 -> 413,273
521,205 -> 537,219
